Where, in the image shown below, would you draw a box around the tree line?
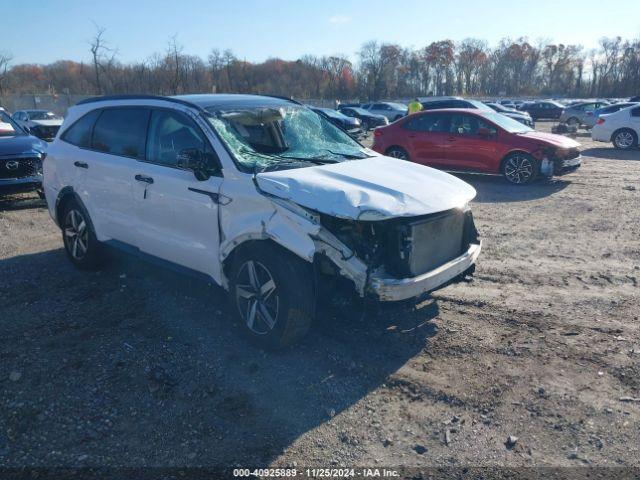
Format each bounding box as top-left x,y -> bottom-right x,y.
1,30 -> 639,101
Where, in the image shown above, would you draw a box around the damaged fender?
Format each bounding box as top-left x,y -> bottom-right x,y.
218,189 -> 368,292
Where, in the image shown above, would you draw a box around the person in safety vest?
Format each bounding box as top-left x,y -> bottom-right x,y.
408,98 -> 423,114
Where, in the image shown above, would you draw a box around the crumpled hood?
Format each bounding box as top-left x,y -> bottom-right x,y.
517,130 -> 581,149
0,135 -> 47,157
256,156 -> 476,220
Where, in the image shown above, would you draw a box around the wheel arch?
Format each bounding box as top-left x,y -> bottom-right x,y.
610,127 -> 638,143
499,150 -> 534,174
221,237 -> 313,290
54,186 -> 83,227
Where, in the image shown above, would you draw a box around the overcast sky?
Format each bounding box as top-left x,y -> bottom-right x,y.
3,0 -> 640,65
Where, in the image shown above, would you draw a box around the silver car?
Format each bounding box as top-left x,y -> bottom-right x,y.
360,102 -> 407,122
559,101 -> 609,128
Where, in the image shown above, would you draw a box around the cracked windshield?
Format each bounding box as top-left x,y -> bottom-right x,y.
206,104 -> 371,171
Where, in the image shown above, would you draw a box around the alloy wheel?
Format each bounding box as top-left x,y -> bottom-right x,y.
504,155 -> 534,184
387,148 -> 408,160
614,131 -> 634,149
235,260 -> 279,335
63,209 -> 89,260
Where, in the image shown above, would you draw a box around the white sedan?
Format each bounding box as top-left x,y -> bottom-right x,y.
591,104 -> 640,149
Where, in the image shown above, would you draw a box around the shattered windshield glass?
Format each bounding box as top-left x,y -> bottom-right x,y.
206,104 -> 370,171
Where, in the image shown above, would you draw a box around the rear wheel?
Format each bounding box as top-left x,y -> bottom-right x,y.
502,153 -> 538,185
61,199 -> 104,269
229,243 -> 315,349
612,129 -> 637,150
385,146 -> 410,160
566,117 -> 580,128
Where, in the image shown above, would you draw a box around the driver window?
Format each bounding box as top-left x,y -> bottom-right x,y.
147,110 -> 208,167
450,114 -> 478,135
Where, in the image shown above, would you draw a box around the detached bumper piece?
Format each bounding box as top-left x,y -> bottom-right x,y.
369,208 -> 481,301
550,148 -> 582,175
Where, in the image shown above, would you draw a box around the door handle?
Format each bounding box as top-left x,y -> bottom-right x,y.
74,161 -> 88,169
446,137 -> 456,142
408,133 -> 416,138
135,174 -> 154,184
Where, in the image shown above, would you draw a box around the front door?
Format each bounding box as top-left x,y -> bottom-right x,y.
133,108 -> 223,281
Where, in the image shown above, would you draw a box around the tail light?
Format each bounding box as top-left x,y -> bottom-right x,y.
597,118 -> 605,125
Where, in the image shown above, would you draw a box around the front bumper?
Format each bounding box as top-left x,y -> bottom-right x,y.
0,175 -> 43,194
369,242 -> 481,301
554,155 -> 582,175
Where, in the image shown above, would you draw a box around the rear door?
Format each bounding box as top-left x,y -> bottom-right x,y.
402,113 -> 450,167
82,107 -> 149,246
132,108 -> 223,280
442,113 -> 500,172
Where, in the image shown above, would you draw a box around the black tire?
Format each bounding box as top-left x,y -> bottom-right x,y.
566,117 -> 580,128
502,152 -> 539,185
61,198 -> 104,270
612,129 -> 637,150
385,146 -> 410,160
229,243 -> 315,349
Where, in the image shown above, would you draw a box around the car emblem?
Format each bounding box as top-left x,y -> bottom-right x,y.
6,161 -> 19,170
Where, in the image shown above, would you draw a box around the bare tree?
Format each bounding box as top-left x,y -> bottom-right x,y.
89,23 -> 117,94
0,51 -> 12,97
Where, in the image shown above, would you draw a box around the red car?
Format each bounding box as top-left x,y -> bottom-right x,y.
372,109 -> 582,184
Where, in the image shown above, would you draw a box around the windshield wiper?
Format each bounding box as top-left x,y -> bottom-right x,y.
322,149 -> 371,160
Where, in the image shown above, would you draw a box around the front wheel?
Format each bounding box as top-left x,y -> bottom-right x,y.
502,153 -> 538,185
385,146 -> 410,160
229,243 -> 315,349
612,129 -> 637,150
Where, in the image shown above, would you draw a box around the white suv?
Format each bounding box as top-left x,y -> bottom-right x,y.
44,94 -> 481,348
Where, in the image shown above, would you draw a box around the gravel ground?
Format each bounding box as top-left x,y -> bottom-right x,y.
0,122 -> 638,476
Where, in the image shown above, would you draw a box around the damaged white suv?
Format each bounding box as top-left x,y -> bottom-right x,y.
44,94 -> 481,348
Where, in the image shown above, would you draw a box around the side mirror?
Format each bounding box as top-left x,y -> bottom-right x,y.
478,127 -> 492,137
177,148 -> 212,181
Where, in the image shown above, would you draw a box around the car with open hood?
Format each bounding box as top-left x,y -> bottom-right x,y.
0,110 -> 47,196
12,109 -> 64,141
43,94 -> 480,348
372,108 -> 581,184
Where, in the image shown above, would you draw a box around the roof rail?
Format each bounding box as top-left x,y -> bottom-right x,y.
75,94 -> 203,111
262,94 -> 303,106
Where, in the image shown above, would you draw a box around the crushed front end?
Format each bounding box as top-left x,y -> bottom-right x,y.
318,207 -> 481,302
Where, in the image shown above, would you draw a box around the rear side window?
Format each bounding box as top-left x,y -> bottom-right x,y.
92,108 -> 149,159
405,114 -> 449,133
62,109 -> 101,148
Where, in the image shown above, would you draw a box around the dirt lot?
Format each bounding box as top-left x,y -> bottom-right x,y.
1,122 -> 639,476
